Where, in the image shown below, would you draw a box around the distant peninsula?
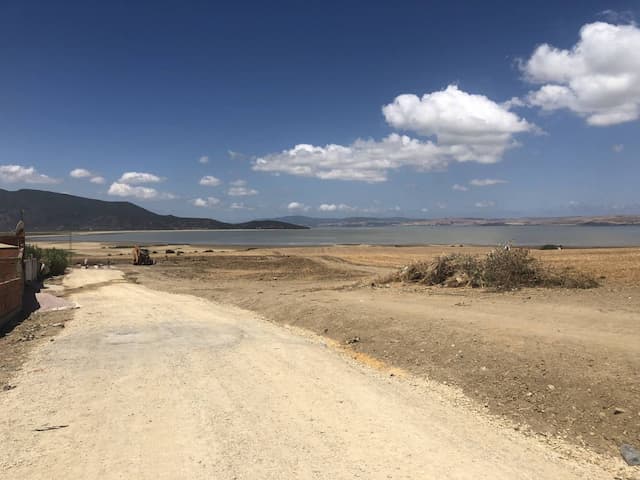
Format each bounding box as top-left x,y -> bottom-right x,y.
0,189 -> 306,232
275,215 -> 640,228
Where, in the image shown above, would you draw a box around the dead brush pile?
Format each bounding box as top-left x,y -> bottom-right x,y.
381,247 -> 598,290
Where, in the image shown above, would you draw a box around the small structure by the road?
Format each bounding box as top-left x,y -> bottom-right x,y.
0,222 -> 28,328
0,244 -> 24,328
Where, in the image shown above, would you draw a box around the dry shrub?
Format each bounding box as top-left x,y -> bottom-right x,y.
539,267 -> 600,289
384,247 -> 598,290
389,253 -> 483,287
483,247 -> 541,289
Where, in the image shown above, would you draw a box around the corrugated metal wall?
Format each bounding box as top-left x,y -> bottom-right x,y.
24,257 -> 39,282
0,246 -> 24,322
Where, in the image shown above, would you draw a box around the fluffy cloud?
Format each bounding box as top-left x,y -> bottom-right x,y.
287,202 -> 310,212
475,200 -> 496,208
118,171 -> 163,184
70,168 -> 92,178
228,150 -> 249,161
523,22 -> 640,126
383,85 -> 533,162
192,197 -> 221,208
70,168 -> 105,185
469,178 -> 508,187
199,175 -> 222,187
0,165 -> 59,184
198,156 -> 209,164
612,144 -> 624,153
230,202 -> 253,210
228,184 -> 258,196
318,203 -> 356,212
254,134 -> 446,183
452,184 -> 468,191
108,182 -> 159,199
254,86 -> 533,182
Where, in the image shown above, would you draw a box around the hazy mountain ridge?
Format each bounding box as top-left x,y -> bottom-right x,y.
276,215 -> 640,228
0,189 -> 305,231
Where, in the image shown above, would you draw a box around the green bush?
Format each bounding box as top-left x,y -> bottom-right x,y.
24,244 -> 44,260
42,248 -> 69,276
25,244 -> 70,277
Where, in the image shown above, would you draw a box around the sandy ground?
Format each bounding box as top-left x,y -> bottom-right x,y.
92,243 -> 640,460
7,242 -> 640,473
0,268 -> 629,479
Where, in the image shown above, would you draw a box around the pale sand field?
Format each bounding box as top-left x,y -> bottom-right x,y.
17,241 -> 640,462
3,268 -> 632,478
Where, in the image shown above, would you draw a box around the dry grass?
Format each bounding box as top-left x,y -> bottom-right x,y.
382,247 -> 599,290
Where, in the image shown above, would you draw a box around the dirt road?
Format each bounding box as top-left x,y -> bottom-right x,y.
0,269 -> 620,479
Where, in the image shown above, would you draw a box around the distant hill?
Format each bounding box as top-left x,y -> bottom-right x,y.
276,216 -> 420,228
0,189 -> 306,232
275,215 -> 640,228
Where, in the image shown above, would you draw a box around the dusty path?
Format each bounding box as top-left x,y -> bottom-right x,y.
0,269 -> 620,479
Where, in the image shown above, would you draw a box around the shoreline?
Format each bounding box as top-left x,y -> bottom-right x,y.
26,224 -> 640,249
28,239 -> 640,250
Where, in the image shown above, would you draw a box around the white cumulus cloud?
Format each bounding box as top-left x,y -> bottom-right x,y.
70,168 -> 106,185
475,200 -> 496,208
0,165 -> 59,184
469,178 -> 508,187
318,203 -> 356,212
198,155 -> 209,164
228,150 -> 249,161
199,175 -> 222,187
383,85 -> 534,162
70,168 -> 92,178
228,185 -> 258,196
230,202 -> 253,210
118,171 -> 163,184
254,134 -> 447,183
612,144 -> 624,153
90,176 -> 106,184
108,182 -> 159,199
253,86 -> 533,183
523,22 -> 640,126
452,184 -> 469,191
192,197 -> 221,208
287,202 -> 310,212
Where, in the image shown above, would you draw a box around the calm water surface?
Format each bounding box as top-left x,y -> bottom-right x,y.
30,225 -> 640,247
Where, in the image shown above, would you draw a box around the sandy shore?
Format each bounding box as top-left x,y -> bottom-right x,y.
16,242 -> 640,461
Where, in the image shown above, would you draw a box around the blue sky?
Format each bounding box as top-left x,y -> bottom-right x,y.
1,0 -> 639,221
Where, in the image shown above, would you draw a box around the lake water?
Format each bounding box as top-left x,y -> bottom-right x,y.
30,225 -> 640,247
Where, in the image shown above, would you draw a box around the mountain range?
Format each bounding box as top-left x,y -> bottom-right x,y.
2,189 -> 638,233
0,189 -> 305,232
275,215 -> 640,228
